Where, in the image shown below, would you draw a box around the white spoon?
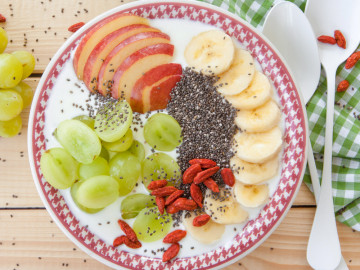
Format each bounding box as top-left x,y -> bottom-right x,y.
305,0 -> 360,269
262,1 -> 321,206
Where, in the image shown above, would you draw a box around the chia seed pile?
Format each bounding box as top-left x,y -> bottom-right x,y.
167,67 -> 237,185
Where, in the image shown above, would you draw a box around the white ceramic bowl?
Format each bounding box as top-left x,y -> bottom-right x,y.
28,1 -> 308,269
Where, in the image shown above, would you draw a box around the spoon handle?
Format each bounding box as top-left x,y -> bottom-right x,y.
307,67 -> 341,270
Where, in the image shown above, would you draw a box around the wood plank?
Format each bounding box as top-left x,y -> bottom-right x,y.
0,0 -> 138,73
0,208 -> 358,269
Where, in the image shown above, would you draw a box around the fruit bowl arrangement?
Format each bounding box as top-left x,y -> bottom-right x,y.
28,1 -> 307,269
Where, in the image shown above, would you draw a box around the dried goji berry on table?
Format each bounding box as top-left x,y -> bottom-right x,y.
337,80 -> 350,92
190,183 -> 203,208
189,158 -> 217,168
156,196 -> 165,215
163,230 -> 187,243
221,168 -> 235,187
193,166 -> 220,184
317,35 -> 336,44
165,189 -> 184,206
193,214 -> 211,227
334,30 -> 346,49
182,163 -> 202,184
0,14 -> 6,22
68,22 -> 85,32
147,179 -> 168,190
117,220 -> 138,242
162,243 -> 180,262
151,186 -> 178,197
345,51 -> 360,69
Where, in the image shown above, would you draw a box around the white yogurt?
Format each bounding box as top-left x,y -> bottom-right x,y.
43,18 -> 284,258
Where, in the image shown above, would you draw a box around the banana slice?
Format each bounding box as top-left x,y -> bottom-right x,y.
225,71 -> 272,110
183,211 -> 225,245
216,49 -> 255,96
203,187 -> 248,225
233,182 -> 269,208
235,100 -> 281,133
230,156 -> 279,185
184,30 -> 235,76
233,127 -> 282,164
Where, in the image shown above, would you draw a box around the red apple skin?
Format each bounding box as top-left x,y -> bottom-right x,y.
110,43 -> 174,100
83,26 -> 163,92
130,63 -> 182,112
149,75 -> 182,112
97,31 -> 170,95
73,13 -> 148,79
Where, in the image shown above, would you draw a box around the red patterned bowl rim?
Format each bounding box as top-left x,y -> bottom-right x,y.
27,0 -> 308,269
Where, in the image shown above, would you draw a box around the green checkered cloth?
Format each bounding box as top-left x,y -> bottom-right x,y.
197,0 -> 360,231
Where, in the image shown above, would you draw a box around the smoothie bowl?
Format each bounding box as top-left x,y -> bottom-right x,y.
28,0 -> 307,269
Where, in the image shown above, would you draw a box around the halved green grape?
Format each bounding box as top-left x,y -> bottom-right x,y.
120,194 -> 156,219
0,89 -> 23,121
40,147 -> 79,189
0,114 -> 22,138
102,129 -> 133,152
142,152 -> 181,187
70,180 -> 103,214
128,140 -> 145,162
133,206 -> 173,242
56,119 -> 101,164
0,53 -> 23,88
11,51 -> 35,80
109,151 -> 141,196
13,82 -> 33,108
0,27 -> 8,54
76,175 -> 119,209
99,146 -> 109,161
94,99 -> 133,142
73,115 -> 95,129
144,113 -> 182,151
78,156 -> 109,181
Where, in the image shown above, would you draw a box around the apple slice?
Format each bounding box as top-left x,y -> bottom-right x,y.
73,13 -> 149,80
97,32 -> 171,95
146,75 -> 182,112
107,43 -> 175,100
130,63 -> 182,113
83,24 -> 161,92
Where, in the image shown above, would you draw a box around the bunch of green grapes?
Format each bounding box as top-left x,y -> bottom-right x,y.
0,26 -> 35,137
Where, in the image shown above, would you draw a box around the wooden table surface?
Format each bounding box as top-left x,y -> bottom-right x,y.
0,0 -> 359,269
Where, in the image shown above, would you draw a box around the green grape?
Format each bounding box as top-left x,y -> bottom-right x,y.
78,156 -> 109,180
0,27 -> 8,54
142,152 -> 181,187
133,206 -> 173,242
99,146 -> 109,161
76,175 -> 119,209
0,114 -> 22,138
109,151 -> 141,196
0,89 -> 23,121
11,51 -> 35,80
144,113 -> 182,151
73,115 -> 95,129
94,99 -> 133,142
102,129 -> 133,152
120,194 -> 156,219
56,119 -> 101,164
128,140 -> 145,162
0,53 -> 23,88
40,147 -> 79,189
70,180 -> 103,213
13,82 -> 33,108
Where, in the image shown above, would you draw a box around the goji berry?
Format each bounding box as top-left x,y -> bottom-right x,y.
0,14 -> 6,23
151,186 -> 178,197
334,30 -> 346,49
183,163 -> 202,184
189,158 -> 217,168
163,230 -> 187,243
124,237 -> 142,249
193,166 -> 220,184
166,204 -> 180,214
117,220 -> 138,242
165,189 -> 184,206
173,198 -> 197,211
221,168 -> 235,187
193,214 -> 211,227
203,178 -> 219,193
113,235 -> 127,247
156,196 -> 165,215
68,22 -> 85,32
190,183 -> 203,208
345,51 -> 360,69
162,243 -> 180,262
337,80 -> 349,92
147,179 -> 167,190
317,35 -> 336,45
